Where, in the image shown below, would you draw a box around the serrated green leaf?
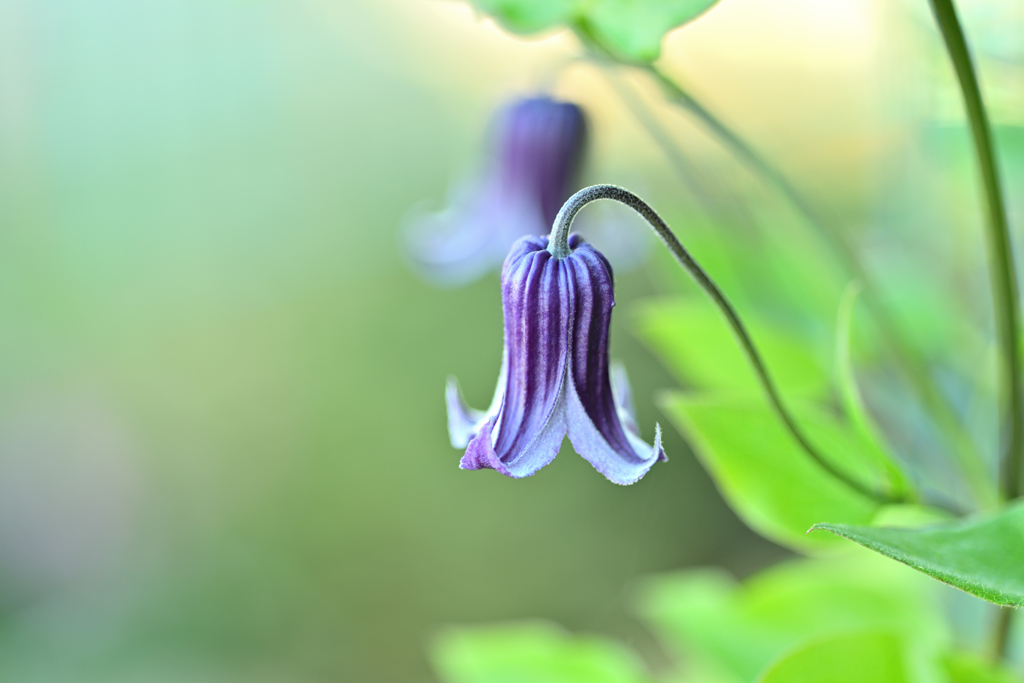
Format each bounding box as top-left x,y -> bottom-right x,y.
811,503 -> 1024,606
583,0 -> 720,62
431,622 -> 653,683
660,392 -> 882,550
471,0 -> 577,34
637,297 -> 829,399
757,632 -> 909,683
636,554 -> 945,683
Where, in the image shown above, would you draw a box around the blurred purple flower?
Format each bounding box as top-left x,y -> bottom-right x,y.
403,96 -> 587,286
446,234 -> 666,485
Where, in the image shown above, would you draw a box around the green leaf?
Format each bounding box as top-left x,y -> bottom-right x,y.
660,392 -> 882,550
582,0 -> 720,62
471,0 -> 577,34
636,554 -> 946,683
637,297 -> 829,399
469,0 -> 719,62
811,502 -> 1024,606
431,622 -> 653,683
757,632 -> 909,683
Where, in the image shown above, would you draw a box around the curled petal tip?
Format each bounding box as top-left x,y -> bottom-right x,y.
654,423 -> 668,462
446,376 -> 487,449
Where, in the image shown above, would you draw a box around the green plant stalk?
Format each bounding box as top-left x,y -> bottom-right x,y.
598,67 -> 758,233
928,0 -> 1023,505
992,607 -> 1013,663
638,62 -> 997,508
550,184 -> 906,505
929,0 -> 1022,661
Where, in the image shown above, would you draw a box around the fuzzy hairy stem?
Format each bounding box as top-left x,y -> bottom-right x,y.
551,184 -> 907,505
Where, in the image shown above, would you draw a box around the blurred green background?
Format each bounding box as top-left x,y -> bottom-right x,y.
1,0 -> 1021,681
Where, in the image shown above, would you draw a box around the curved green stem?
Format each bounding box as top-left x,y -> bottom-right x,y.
929,0 -> 1022,505
637,61 -> 997,507
550,184 -> 905,505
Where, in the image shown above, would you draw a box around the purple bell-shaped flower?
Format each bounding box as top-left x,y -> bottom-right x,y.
446,233 -> 666,485
404,96 -> 587,286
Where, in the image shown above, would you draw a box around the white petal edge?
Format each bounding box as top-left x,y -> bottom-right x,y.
564,375 -> 664,485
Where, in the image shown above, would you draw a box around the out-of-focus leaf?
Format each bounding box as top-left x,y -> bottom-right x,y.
472,0 -> 577,34
835,283 -> 910,498
431,622 -> 653,683
660,392 -> 882,550
637,297 -> 829,399
811,503 -> 1024,606
872,258 -> 961,357
582,0 -> 720,62
636,554 -> 945,683
470,0 -> 719,62
943,651 -> 1020,683
870,504 -> 953,528
757,632 -> 909,683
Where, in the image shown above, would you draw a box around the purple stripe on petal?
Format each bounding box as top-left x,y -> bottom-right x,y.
462,404 -> 568,478
494,242 -> 569,458
564,242 -> 637,460
450,232 -> 664,484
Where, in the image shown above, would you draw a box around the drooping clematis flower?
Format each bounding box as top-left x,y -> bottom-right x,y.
403,96 -> 587,286
446,233 -> 666,485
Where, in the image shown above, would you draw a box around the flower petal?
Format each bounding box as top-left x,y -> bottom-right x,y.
460,237 -> 572,476
565,378 -> 666,485
451,233 -> 664,484
403,96 -> 588,286
497,97 -> 586,225
460,399 -> 568,478
563,239 -> 665,484
563,242 -> 639,457
403,187 -> 544,287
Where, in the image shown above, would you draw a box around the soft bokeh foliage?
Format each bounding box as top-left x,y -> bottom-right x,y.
0,1 -> 766,680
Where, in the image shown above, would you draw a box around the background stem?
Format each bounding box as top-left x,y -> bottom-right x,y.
599,69 -> 758,232
929,0 -> 1022,504
638,61 -> 996,507
992,607 -> 1014,662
